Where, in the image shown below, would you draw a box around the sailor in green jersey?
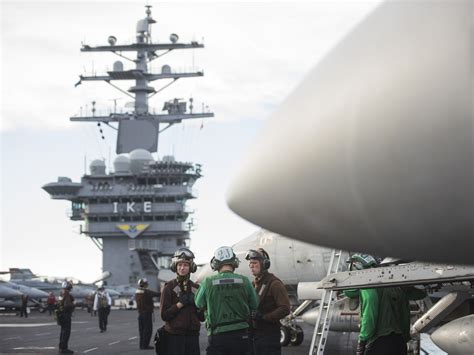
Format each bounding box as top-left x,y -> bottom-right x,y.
344,254 -> 427,355
195,246 -> 259,355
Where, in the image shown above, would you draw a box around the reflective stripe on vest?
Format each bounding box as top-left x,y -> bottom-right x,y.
211,278 -> 244,286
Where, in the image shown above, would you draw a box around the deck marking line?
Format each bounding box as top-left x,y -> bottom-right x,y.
0,323 -> 56,327
84,347 -> 99,353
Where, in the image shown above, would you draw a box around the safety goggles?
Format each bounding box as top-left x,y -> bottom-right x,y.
174,248 -> 195,260
245,249 -> 263,260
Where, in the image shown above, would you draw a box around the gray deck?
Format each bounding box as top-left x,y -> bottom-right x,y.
0,309 -> 359,354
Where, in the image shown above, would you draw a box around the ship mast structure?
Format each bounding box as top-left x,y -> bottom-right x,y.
73,5 -> 214,153
43,6 -> 213,290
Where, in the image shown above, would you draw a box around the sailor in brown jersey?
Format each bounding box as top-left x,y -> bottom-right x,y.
57,281 -> 75,354
160,247 -> 203,354
246,248 -> 290,355
135,278 -> 160,350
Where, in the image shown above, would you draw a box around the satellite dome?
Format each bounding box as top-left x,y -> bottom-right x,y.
90,159 -> 106,175
113,60 -> 124,72
162,65 -> 171,74
129,149 -> 154,174
114,154 -> 130,173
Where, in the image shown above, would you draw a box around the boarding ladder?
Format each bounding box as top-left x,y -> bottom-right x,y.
308,249 -> 344,355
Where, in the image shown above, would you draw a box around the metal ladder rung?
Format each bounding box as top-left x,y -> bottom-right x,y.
309,249 -> 345,355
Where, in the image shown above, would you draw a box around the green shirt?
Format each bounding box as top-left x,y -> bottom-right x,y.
345,287 -> 426,344
195,270 -> 259,335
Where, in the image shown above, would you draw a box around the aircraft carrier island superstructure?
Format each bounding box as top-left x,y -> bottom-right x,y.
43,6 -> 213,290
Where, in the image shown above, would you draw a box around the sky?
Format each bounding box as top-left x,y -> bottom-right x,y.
0,1 -> 381,282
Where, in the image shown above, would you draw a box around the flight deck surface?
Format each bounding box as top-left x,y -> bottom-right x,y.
0,309 -> 358,354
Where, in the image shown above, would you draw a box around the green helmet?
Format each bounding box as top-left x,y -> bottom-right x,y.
348,253 -> 378,270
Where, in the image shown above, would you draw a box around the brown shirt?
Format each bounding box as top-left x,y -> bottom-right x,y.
253,272 -> 291,335
59,289 -> 75,314
160,279 -> 203,335
136,287 -> 160,314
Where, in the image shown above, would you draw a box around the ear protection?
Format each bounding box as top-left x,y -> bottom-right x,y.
258,248 -> 271,270
210,257 -> 219,271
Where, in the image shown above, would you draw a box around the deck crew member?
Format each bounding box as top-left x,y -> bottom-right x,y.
195,246 -> 259,355
136,278 -> 160,350
58,281 -> 75,354
246,248 -> 290,355
93,285 -> 112,333
160,248 -> 203,354
344,254 -> 427,355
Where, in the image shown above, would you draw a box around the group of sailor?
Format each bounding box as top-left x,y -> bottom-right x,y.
54,248 -> 424,355
53,245 -> 290,355
139,245 -> 291,355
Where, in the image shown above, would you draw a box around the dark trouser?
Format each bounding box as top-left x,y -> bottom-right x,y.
252,333 -> 281,355
166,333 -> 200,355
59,313 -> 72,350
98,307 -> 109,331
20,305 -> 28,318
48,304 -> 55,316
365,333 -> 407,355
138,312 -> 153,349
207,329 -> 251,355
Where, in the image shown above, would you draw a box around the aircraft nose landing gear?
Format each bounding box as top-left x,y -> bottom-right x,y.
280,324 -> 304,346
280,299 -> 313,347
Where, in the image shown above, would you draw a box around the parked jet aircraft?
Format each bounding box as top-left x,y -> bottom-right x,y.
226,1 -> 474,353
0,283 -> 23,310
9,269 -> 94,301
8,268 -> 133,301
0,280 -> 48,300
0,280 -> 50,311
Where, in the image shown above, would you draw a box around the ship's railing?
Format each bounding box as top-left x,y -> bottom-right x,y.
71,104 -> 209,117
82,36 -> 204,49
80,65 -> 203,77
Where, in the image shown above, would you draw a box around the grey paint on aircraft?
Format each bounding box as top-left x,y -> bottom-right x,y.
431,315 -> 474,355
227,0 -> 474,265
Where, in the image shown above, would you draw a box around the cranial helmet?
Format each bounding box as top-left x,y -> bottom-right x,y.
210,246 -> 240,271
170,247 -> 197,273
138,278 -> 148,287
348,253 -> 379,270
61,281 -> 73,290
245,248 -> 271,270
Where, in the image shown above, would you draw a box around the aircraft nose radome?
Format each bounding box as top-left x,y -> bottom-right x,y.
227,0 -> 474,265
431,315 -> 474,355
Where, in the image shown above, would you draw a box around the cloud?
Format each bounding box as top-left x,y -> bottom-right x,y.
1,2 -> 379,132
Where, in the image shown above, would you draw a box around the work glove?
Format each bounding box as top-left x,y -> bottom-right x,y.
178,292 -> 195,306
251,310 -> 264,321
356,340 -> 367,355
